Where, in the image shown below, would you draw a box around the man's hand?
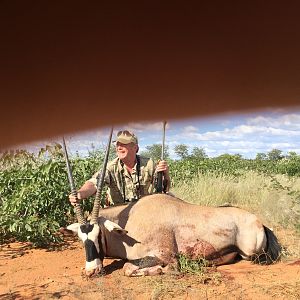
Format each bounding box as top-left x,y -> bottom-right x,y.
68,182 -> 97,206
155,160 -> 170,177
69,192 -> 82,206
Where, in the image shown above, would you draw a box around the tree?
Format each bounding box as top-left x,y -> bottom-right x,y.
233,153 -> 243,160
255,152 -> 267,160
190,147 -> 207,160
286,151 -> 299,160
216,153 -> 242,160
267,149 -> 283,161
140,144 -> 170,162
174,144 -> 189,160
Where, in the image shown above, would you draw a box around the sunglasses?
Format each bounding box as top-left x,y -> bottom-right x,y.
117,130 -> 134,137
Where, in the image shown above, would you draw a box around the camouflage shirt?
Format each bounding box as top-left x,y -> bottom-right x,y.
87,155 -> 156,205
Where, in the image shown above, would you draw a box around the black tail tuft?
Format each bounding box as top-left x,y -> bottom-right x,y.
252,226 -> 282,265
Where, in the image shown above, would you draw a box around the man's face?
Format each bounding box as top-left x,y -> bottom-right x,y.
116,142 -> 137,161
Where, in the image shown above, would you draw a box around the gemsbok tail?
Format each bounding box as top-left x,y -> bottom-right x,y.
252,226 -> 282,265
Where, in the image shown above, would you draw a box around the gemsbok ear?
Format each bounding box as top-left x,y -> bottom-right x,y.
112,228 -> 128,235
66,223 -> 80,234
102,219 -> 127,235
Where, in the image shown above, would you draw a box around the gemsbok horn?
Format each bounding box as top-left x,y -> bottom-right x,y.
62,137 -> 86,225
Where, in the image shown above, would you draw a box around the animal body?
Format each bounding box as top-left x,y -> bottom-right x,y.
67,194 -> 281,277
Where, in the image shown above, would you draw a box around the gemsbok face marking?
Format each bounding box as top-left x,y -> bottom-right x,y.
67,219 -> 127,277
67,222 -> 103,276
62,128 -> 116,277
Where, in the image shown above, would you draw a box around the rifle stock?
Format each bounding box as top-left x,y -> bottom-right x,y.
156,172 -> 164,193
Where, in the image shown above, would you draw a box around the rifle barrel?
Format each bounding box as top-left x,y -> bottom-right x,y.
156,121 -> 167,193
161,120 -> 166,160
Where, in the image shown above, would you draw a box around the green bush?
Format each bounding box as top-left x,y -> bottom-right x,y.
0,145 -> 103,246
1,146 -> 300,246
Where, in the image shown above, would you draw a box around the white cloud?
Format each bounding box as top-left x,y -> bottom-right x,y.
247,113 -> 300,130
166,110 -> 300,158
124,122 -> 167,132
182,125 -> 198,133
9,110 -> 300,159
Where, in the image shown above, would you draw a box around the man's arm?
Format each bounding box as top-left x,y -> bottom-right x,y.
69,181 -> 97,206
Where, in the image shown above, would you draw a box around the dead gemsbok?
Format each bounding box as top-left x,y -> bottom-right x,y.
62,132 -> 281,277
66,193 -> 282,276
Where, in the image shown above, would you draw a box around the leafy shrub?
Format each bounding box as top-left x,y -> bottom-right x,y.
0,145 -> 103,246
1,145 -> 300,246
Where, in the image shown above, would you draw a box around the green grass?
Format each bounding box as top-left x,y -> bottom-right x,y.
177,253 -> 209,274
171,171 -> 300,230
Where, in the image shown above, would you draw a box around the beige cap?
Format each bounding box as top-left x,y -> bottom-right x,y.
114,130 -> 138,144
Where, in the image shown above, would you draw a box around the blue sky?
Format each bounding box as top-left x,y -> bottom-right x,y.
15,107 -> 300,159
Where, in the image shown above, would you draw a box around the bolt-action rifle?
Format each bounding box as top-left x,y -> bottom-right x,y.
156,121 -> 167,193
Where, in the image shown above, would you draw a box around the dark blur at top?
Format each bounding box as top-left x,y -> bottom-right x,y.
1,1 -> 300,149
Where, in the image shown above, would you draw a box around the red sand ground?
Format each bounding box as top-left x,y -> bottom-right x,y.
1,240 -> 299,300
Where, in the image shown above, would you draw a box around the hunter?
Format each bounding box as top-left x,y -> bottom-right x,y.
69,130 -> 170,206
